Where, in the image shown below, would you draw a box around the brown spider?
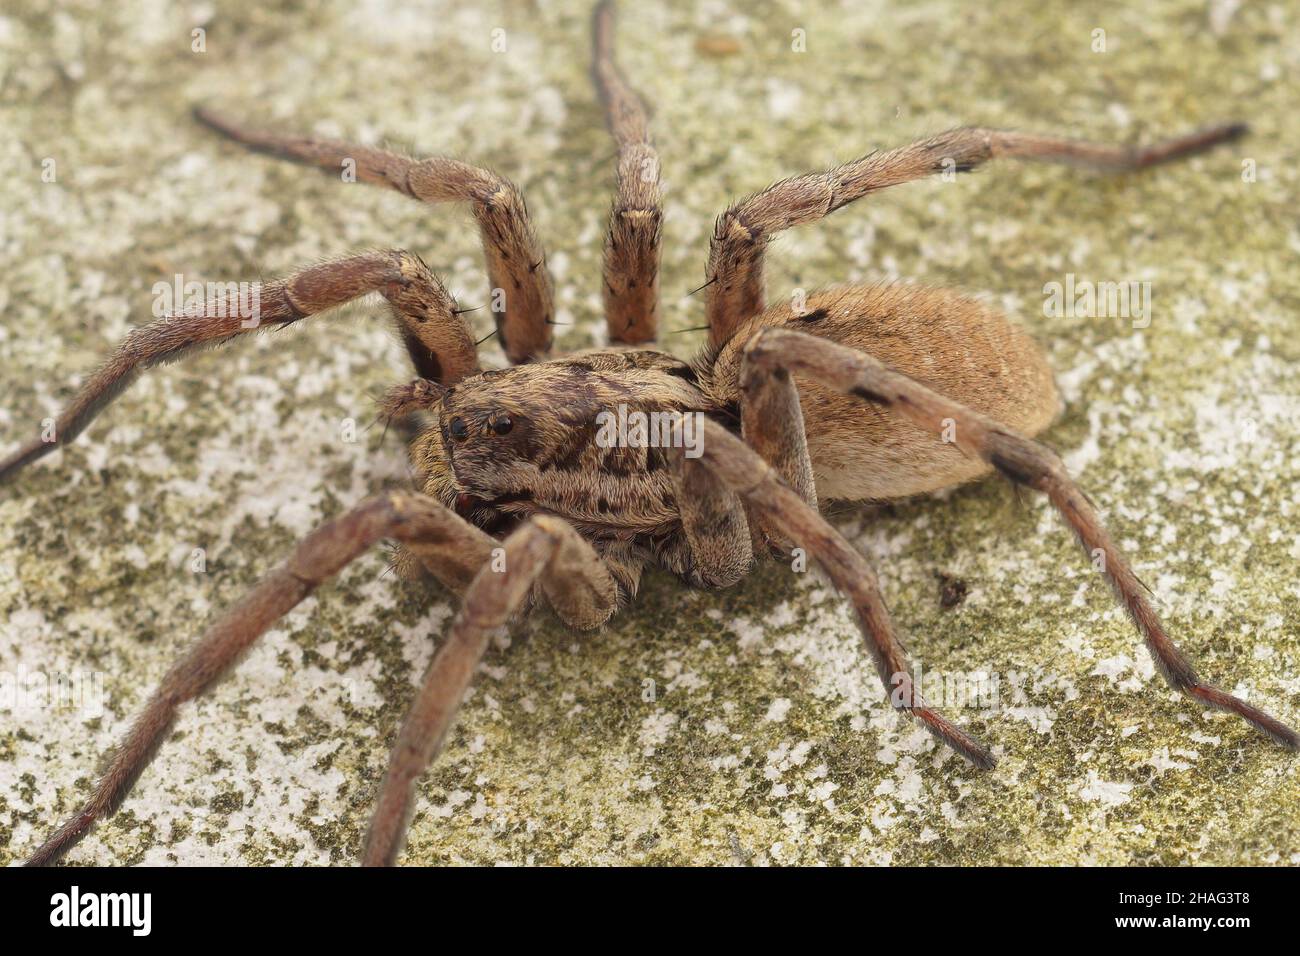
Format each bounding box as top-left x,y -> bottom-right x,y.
4,1 -> 1294,867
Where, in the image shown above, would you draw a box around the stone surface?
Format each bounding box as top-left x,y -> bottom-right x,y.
1,0 -> 1297,866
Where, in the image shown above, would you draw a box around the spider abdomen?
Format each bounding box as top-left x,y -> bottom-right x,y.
702,282 -> 1061,501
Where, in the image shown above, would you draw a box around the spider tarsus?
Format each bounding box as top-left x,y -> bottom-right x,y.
25,807 -> 95,867
914,708 -> 997,770
192,104 -> 244,141
1188,684 -> 1300,751
1133,121 -> 1252,168
0,439 -> 54,485
1220,121 -> 1250,141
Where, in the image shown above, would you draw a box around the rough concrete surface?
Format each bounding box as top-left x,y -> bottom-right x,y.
1,0 -> 1297,866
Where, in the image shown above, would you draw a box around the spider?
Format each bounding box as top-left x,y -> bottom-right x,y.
5,0 -> 1294,867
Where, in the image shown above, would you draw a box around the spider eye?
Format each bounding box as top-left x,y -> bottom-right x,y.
491,414 -> 514,436
449,417 -> 469,441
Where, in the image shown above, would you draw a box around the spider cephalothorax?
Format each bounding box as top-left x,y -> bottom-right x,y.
413,351 -> 709,532
3,0 -> 1292,867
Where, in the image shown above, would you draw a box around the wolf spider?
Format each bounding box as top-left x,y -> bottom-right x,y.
5,1 -> 1294,866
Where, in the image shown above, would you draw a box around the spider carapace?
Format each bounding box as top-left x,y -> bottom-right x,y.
3,1 -> 1292,866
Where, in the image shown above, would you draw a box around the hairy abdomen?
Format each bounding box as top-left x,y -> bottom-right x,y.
706,284 -> 1061,501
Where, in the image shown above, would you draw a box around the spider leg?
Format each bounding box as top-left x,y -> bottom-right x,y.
666,442 -> 753,588
0,251 -> 476,483
704,122 -> 1248,349
741,327 -> 1299,750
591,0 -> 662,345
687,419 -> 995,768
363,514 -> 618,865
24,491 -> 505,865
739,354 -> 818,556
671,355 -> 819,571
193,107 -> 555,364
